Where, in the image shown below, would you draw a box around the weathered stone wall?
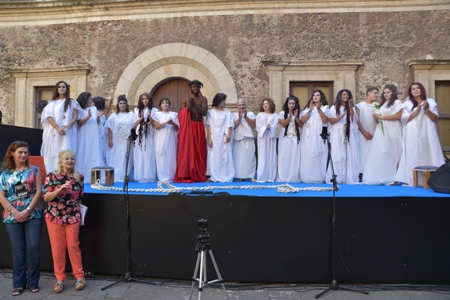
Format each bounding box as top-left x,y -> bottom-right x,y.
0,10 -> 449,124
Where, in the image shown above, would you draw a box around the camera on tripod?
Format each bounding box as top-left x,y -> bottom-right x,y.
197,218 -> 210,242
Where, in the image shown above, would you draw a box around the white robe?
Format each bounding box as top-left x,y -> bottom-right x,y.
206,108 -> 235,182
41,99 -> 81,173
300,105 -> 329,183
363,100 -> 403,185
255,112 -> 280,182
356,101 -> 377,173
232,112 -> 256,179
76,106 -> 104,183
153,111 -> 179,182
96,114 -> 107,166
395,98 -> 445,186
133,107 -> 158,182
105,112 -> 134,183
326,106 -> 360,184
277,111 -> 301,182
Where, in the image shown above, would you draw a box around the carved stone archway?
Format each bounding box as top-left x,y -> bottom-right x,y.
114,43 -> 237,107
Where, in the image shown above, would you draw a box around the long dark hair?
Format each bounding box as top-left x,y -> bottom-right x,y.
77,92 -> 92,109
304,90 -> 328,110
52,81 -> 71,112
136,93 -> 153,147
334,89 -> 353,115
2,141 -> 29,170
93,96 -> 106,111
115,95 -> 129,114
380,84 -> 398,108
408,82 -> 427,109
282,95 -> 301,144
137,93 -> 153,110
212,93 -> 227,108
334,89 -> 353,142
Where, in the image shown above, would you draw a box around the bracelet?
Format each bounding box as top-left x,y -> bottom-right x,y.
26,207 -> 32,211
6,205 -> 12,212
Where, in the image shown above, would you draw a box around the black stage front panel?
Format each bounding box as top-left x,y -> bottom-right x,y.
1,193 -> 449,284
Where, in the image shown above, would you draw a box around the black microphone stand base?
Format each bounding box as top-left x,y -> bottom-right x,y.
101,272 -> 154,291
315,279 -> 369,299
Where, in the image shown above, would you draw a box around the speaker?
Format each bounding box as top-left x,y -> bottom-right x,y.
428,163 -> 450,194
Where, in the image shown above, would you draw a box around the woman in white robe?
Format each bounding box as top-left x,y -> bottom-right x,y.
105,95 -> 135,183
300,90 -> 330,183
153,97 -> 179,182
326,89 -> 360,184
93,96 -> 112,166
41,81 -> 80,173
395,82 -> 445,186
254,98 -> 280,182
76,92 -> 104,183
132,93 -> 157,183
363,84 -> 403,185
277,95 -> 302,182
206,93 -> 234,182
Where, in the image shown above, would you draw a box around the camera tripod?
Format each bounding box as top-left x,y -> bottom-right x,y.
189,233 -> 230,300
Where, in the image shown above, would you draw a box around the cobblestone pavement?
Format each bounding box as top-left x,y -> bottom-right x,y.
1,270 -> 450,299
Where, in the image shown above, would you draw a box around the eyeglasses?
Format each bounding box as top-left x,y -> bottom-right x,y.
13,141 -> 29,146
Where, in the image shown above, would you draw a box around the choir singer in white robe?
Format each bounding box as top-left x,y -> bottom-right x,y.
356,87 -> 379,181
395,82 -> 445,186
232,99 -> 256,181
41,81 -> 80,173
206,93 -> 235,182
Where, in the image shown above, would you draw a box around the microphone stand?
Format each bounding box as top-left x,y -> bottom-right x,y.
315,128 -> 368,298
102,129 -> 154,291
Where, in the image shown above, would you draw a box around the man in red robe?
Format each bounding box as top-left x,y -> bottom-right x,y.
174,80 -> 208,182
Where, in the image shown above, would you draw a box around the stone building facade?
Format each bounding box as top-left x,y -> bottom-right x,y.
0,0 -> 449,148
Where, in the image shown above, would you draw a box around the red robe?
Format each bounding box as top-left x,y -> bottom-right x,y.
174,107 -> 207,182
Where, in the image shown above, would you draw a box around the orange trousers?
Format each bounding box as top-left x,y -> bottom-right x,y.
46,219 -> 84,281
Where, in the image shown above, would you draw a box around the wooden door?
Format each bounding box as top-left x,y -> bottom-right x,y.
436,81 -> 450,151
151,78 -> 191,112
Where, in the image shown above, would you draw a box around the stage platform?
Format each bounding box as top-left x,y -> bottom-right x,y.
2,181 -> 449,285
1,125 -> 450,284
86,180 -> 450,198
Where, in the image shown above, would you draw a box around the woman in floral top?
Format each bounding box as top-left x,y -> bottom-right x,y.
43,149 -> 85,293
0,141 -> 43,296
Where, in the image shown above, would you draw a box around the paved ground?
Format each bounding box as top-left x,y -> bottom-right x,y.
1,270 -> 450,300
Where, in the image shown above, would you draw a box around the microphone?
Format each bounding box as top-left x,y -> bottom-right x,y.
320,126 -> 329,140
129,128 -> 138,141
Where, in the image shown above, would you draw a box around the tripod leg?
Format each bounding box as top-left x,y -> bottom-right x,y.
208,250 -> 230,300
189,252 -> 201,300
198,250 -> 205,300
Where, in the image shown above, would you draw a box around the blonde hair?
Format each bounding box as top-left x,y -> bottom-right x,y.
55,149 -> 80,181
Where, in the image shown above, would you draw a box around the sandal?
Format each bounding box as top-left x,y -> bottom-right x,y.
12,287 -> 23,296
29,287 -> 40,293
53,281 -> 64,293
75,278 -> 85,290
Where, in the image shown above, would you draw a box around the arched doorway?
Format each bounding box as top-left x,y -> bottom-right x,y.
151,78 -> 191,112
114,43 -> 237,108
